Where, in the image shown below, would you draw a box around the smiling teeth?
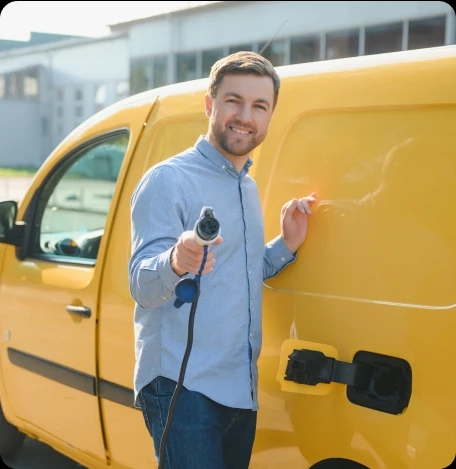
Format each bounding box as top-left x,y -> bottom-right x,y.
232,128 -> 249,134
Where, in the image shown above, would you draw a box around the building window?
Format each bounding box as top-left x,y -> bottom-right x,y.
153,56 -> 168,88
130,56 -> 167,94
8,73 -> 19,98
75,105 -> 83,117
365,22 -> 403,55
176,52 -> 197,83
131,58 -> 152,95
229,44 -> 253,54
95,84 -> 107,112
0,76 -> 5,98
326,29 -> 359,60
24,76 -> 38,97
202,48 -> 224,78
408,16 -> 446,50
290,35 -> 320,64
56,88 -> 64,101
75,87 -> 83,101
116,81 -> 130,100
41,117 -> 49,137
259,39 -> 287,66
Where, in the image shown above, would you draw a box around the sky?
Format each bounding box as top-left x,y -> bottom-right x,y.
0,1 -> 220,41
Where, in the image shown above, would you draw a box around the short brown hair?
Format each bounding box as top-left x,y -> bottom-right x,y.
208,51 -> 281,109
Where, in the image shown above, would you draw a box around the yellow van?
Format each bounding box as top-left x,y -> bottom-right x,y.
1,44 -> 455,469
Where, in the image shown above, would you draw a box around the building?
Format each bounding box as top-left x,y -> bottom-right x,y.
0,34 -> 129,167
113,1 -> 455,93
0,31 -> 88,53
0,1 -> 454,168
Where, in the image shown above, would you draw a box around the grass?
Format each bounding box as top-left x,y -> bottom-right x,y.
0,166 -> 38,177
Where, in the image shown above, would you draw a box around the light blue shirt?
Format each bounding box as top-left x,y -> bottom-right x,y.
129,136 -> 296,410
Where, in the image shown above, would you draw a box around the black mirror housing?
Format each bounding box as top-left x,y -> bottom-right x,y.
0,200 -> 25,247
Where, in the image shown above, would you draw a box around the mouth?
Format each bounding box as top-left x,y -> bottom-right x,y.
229,126 -> 252,136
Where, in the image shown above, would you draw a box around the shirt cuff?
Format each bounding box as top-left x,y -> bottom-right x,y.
158,246 -> 184,293
265,235 -> 296,268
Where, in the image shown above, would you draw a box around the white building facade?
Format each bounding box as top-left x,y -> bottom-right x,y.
0,1 -> 454,167
0,34 -> 129,167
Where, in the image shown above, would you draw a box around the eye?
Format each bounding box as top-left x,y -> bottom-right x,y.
254,104 -> 267,111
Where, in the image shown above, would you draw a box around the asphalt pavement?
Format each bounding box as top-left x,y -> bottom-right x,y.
2,436 -> 85,469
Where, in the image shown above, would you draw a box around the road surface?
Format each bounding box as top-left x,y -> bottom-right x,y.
2,436 -> 85,469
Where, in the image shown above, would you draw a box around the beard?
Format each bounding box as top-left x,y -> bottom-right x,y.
210,119 -> 265,157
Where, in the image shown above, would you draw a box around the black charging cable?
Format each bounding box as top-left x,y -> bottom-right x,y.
158,207 -> 219,469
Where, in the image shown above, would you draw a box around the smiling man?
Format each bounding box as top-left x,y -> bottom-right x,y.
129,51 -> 317,469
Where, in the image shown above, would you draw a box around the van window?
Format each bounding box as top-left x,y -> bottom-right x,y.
29,131 -> 129,262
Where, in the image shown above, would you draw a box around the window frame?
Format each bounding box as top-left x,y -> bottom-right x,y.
21,128 -> 130,266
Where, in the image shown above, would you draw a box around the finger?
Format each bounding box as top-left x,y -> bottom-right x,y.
202,257 -> 216,274
183,236 -> 207,254
303,195 -> 317,204
283,199 -> 298,221
298,199 -> 312,215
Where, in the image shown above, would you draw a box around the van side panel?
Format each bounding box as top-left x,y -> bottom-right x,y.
254,54 -> 456,469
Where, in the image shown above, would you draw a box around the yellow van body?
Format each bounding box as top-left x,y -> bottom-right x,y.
0,45 -> 455,469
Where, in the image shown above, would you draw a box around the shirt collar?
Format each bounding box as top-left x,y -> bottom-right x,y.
195,135 -> 253,177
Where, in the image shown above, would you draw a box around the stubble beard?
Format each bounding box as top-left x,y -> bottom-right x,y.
211,121 -> 263,158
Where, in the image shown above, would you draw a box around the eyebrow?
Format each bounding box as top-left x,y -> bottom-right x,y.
224,92 -> 271,108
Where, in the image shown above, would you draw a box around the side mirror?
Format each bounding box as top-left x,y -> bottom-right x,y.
0,200 -> 25,247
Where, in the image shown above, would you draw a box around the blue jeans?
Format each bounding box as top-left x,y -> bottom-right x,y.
138,376 -> 257,469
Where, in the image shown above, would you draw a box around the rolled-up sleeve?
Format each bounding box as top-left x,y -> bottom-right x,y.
128,165 -> 187,309
263,234 -> 297,280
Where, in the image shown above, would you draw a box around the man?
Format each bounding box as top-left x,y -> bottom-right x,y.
129,51 -> 317,469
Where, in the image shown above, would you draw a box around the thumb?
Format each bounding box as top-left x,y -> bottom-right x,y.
213,235 -> 223,245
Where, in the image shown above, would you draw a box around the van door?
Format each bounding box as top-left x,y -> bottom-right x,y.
95,95 -> 208,469
0,97 -> 156,464
253,52 -> 456,469
0,131 -> 128,463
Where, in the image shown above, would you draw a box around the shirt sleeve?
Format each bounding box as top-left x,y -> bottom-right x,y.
263,234 -> 297,280
128,164 -> 187,310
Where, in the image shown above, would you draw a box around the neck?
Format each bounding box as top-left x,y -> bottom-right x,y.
204,135 -> 249,173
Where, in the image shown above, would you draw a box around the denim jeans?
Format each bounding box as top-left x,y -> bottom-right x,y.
138,376 -> 257,469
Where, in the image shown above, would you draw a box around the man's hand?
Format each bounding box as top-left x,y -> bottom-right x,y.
281,192 -> 317,254
171,230 -> 223,276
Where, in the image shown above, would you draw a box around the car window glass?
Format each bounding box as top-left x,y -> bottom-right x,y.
32,132 -> 128,262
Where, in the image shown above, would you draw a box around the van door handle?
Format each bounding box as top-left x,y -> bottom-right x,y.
66,305 -> 91,318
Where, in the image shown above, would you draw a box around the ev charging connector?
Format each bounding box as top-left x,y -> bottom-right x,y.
174,207 -> 220,308
193,207 -> 221,246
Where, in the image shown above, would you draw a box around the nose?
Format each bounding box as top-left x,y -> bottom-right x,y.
237,103 -> 253,123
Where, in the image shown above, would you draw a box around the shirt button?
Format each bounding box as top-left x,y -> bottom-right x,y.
248,270 -> 251,275
162,296 -> 167,300
281,257 -> 286,262
249,333 -> 253,338
222,165 -> 226,169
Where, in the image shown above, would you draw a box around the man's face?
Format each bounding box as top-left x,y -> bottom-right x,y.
205,74 -> 275,166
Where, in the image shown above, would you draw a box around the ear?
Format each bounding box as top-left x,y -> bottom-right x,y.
204,94 -> 213,118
